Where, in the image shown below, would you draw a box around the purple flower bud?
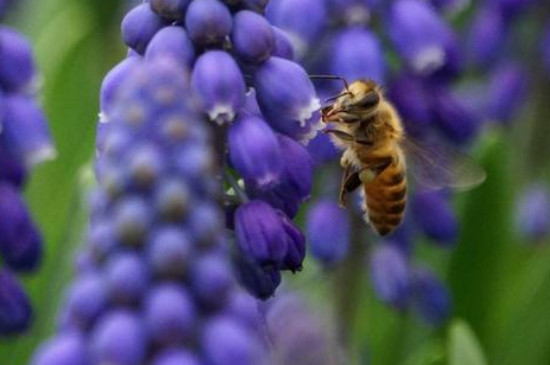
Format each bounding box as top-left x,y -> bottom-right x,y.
247,134 -> 313,217
127,144 -> 166,189
387,73 -> 433,138
105,253 -> 149,305
31,334 -> 90,365
235,200 -> 289,266
0,27 -> 35,92
234,254 -> 281,299
370,244 -> 411,309
63,274 -> 107,331
279,212 -> 306,272
224,291 -> 263,330
202,316 -> 264,365
88,219 -> 117,261
232,10 -> 275,64
487,0 -> 534,17
272,26 -> 294,60
329,27 -> 385,84
148,227 -> 193,278
0,139 -> 26,187
150,0 -> 191,21
191,51 -> 246,124
266,0 -> 326,58
255,57 -> 321,142
154,179 -> 191,221
190,252 -> 234,307
0,269 -> 32,335
91,311 -> 146,365
486,62 -> 528,124
100,56 -> 141,117
516,183 -> 550,241
152,349 -> 201,365
185,0 -> 232,46
412,190 -> 458,245
146,26 -> 195,69
387,0 -> 456,75
430,0 -> 469,14
411,267 -> 451,326
188,202 -> 225,245
0,184 -> 42,271
431,86 -> 479,144
113,197 -> 152,247
145,285 -> 196,345
543,24 -> 550,76
228,115 -> 284,187
121,4 -> 167,54
2,95 -> 54,167
307,200 -> 350,266
465,5 -> 506,69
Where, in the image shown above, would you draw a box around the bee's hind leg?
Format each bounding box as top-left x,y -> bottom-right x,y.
339,166 -> 361,208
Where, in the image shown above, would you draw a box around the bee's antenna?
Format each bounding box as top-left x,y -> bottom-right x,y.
325,91 -> 351,103
308,74 -> 350,93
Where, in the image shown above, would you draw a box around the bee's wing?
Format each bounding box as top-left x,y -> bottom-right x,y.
401,137 -> 487,191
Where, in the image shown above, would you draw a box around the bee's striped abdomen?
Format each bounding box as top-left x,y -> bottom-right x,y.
363,156 -> 407,236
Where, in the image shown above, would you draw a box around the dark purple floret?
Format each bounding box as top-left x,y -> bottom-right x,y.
234,253 -> 282,300
146,26 -> 196,70
121,3 -> 167,54
411,267 -> 451,326
150,0 -> 191,21
185,0 -> 233,46
0,183 -> 42,271
234,200 -> 290,266
0,26 -> 35,92
0,269 -> 33,335
228,114 -> 284,187
465,5 -> 507,70
232,10 -> 275,64
191,50 -> 246,124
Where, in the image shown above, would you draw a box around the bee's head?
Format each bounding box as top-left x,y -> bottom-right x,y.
346,80 -> 381,114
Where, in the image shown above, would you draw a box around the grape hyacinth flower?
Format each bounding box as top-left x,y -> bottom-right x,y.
104,0 -> 322,299
516,183 -> 550,242
0,9 -> 53,335
33,59 -> 270,365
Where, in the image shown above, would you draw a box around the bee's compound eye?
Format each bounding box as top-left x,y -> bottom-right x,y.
358,92 -> 380,108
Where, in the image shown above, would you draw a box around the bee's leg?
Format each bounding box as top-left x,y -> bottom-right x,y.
339,166 -> 361,208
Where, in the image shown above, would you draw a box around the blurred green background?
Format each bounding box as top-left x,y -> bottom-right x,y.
3,0 -> 550,364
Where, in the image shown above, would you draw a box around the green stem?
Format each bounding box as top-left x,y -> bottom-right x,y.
333,215 -> 368,347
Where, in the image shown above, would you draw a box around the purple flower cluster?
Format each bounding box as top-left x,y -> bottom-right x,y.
100,0 -> 321,299
0,7 -> 53,335
32,59 -> 272,365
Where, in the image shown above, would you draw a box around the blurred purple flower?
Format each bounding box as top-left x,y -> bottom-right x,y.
516,183 -> 550,242
306,199 -> 350,266
370,244 -> 411,309
412,190 -> 458,246
411,267 -> 451,326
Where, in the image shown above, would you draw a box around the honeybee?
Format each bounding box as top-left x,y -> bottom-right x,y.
321,79 -> 486,236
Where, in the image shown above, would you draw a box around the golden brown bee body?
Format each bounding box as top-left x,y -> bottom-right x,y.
322,80 -> 407,236
322,79 -> 486,236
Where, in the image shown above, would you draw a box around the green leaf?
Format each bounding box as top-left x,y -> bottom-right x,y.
448,320 -> 488,365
